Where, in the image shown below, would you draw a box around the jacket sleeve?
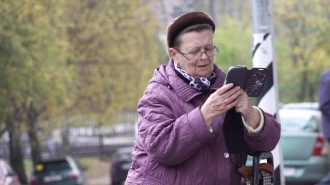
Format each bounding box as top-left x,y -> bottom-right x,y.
319,73 -> 330,117
136,93 -> 214,166
244,109 -> 281,155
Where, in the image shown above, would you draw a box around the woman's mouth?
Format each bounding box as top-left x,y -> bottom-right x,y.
198,64 -> 208,68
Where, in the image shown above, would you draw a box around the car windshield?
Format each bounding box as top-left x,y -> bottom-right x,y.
35,160 -> 71,173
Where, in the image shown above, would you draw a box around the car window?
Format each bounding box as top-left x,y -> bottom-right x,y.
280,102 -> 319,110
4,162 -> 15,175
280,115 -> 318,132
70,158 -> 82,170
114,150 -> 132,160
34,160 -> 71,173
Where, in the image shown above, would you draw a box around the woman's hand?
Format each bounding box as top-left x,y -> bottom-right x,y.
235,89 -> 260,129
201,83 -> 241,128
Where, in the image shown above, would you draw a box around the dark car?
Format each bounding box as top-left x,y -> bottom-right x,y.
0,159 -> 21,185
30,156 -> 87,185
110,146 -> 134,185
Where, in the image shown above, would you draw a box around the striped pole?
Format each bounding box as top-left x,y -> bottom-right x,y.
251,1 -> 284,185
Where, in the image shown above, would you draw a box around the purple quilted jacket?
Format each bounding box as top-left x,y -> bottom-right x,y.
125,60 -> 281,185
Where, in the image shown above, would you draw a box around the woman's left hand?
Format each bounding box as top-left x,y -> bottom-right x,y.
234,89 -> 260,129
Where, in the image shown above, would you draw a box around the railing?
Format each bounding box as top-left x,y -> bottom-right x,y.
0,124 -> 136,159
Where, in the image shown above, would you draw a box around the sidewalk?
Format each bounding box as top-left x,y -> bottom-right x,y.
82,157 -> 112,185
89,175 -> 110,185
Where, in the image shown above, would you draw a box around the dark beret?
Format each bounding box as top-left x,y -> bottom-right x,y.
167,11 -> 216,48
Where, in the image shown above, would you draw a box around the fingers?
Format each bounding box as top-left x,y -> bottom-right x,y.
201,84 -> 243,125
216,83 -> 235,95
235,90 -> 252,113
216,83 -> 241,96
221,98 -> 239,111
236,89 -> 249,105
211,88 -> 240,114
218,87 -> 240,106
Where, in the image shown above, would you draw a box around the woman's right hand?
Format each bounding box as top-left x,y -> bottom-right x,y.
201,83 -> 241,128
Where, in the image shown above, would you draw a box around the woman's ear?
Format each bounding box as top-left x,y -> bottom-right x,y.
168,48 -> 177,60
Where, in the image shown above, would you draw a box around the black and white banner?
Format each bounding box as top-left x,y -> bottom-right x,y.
252,33 -> 283,185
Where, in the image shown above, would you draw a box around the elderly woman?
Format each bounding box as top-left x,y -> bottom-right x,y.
125,11 -> 280,185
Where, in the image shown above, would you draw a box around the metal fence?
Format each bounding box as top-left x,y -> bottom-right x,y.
0,120 -> 137,159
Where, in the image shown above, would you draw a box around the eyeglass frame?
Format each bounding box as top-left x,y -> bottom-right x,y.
175,46 -> 219,60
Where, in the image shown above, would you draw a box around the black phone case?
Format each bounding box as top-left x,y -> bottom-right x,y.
224,66 -> 270,97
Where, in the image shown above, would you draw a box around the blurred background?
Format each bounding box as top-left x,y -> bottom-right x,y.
1,0 -> 330,184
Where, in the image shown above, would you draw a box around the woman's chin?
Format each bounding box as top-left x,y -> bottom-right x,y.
196,70 -> 212,78
194,73 -> 212,79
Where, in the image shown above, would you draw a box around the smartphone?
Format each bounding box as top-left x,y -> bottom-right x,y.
224,66 -> 270,97
223,65 -> 248,88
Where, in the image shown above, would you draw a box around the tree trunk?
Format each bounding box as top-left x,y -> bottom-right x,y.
5,94 -> 28,185
309,83 -> 316,102
62,122 -> 71,155
298,70 -> 308,101
27,104 -> 42,166
6,116 -> 28,185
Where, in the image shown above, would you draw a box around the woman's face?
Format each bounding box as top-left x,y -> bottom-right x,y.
169,30 -> 215,78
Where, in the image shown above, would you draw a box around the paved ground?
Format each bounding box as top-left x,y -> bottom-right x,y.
89,175 -> 110,185
82,157 -> 112,185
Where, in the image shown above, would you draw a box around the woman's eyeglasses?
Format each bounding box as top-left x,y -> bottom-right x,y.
176,46 -> 218,60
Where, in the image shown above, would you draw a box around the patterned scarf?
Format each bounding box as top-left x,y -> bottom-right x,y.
174,62 -> 216,91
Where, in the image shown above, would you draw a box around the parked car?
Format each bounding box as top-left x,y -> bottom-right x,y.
110,146 -> 134,185
279,108 -> 328,185
246,107 -> 328,185
0,159 -> 21,185
30,156 -> 87,185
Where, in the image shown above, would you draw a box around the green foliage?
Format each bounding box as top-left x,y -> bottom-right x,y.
213,1 -> 330,103
64,0 -> 162,124
213,16 -> 253,72
0,0 -> 163,130
0,1 -> 74,177
274,0 -> 330,102
273,38 -> 298,103
0,0 -> 72,118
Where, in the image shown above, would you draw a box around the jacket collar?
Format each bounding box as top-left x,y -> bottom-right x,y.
166,59 -> 226,102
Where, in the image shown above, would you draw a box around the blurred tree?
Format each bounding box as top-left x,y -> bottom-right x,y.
217,0 -> 251,23
0,0 -> 72,181
212,15 -> 294,104
213,16 -> 253,71
274,0 -> 330,102
64,0 -> 162,125
213,0 -> 330,103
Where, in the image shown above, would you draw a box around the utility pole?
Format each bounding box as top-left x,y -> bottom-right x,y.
224,0 -> 230,16
251,1 -> 285,185
209,0 -> 217,25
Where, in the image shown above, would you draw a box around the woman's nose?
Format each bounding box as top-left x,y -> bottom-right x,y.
199,51 -> 208,59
